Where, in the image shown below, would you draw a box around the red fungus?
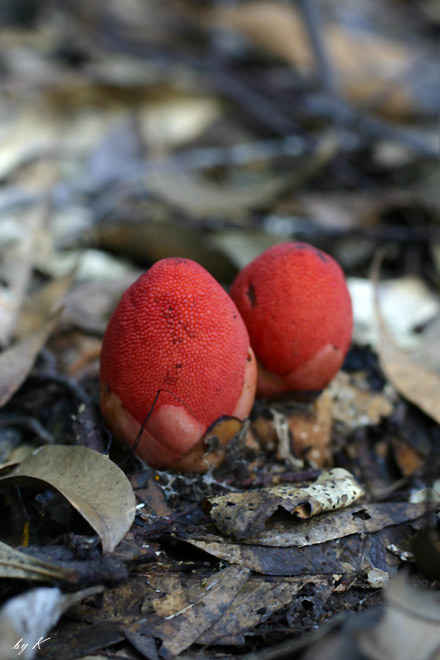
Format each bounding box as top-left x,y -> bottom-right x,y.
100,258 -> 257,472
230,242 -> 353,397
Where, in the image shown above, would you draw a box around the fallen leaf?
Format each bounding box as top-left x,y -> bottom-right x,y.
349,275 -> 440,350
147,169 -> 293,218
0,205 -> 47,345
138,92 -> 221,151
17,271 -> 76,339
205,502 -> 428,548
185,503 -> 433,575
149,565 -> 250,659
206,468 -> 364,540
372,254 -> 440,425
0,313 -> 60,409
0,446 -> 136,553
147,571 -> 304,647
412,313 -> 440,375
196,579 -> 301,646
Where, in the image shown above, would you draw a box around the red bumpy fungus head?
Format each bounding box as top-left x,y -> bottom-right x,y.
230,242 -> 353,398
100,258 -> 257,472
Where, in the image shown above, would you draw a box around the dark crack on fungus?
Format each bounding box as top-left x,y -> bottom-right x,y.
247,282 -> 256,307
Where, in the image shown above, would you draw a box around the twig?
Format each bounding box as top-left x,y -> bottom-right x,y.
296,0 -> 337,94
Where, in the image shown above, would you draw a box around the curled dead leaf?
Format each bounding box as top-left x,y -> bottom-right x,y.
206,468 -> 364,539
0,445 -> 136,553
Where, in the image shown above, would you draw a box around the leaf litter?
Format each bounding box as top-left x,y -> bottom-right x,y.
0,1 -> 439,659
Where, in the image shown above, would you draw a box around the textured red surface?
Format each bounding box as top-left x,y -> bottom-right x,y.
100,258 -> 251,428
230,242 -> 353,377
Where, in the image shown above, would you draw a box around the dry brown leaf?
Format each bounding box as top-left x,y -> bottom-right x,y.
0,446 -> 136,553
206,468 -> 364,540
0,313 -> 60,409
372,255 -> 440,425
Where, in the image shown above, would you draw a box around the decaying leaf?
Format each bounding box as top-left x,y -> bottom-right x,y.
357,572 -> 440,660
206,468 -> 364,540
0,541 -> 74,583
0,446 -> 136,553
0,586 -> 103,660
372,253 -> 440,425
196,579 -> 300,645
242,502 -> 434,547
146,570 -> 306,647
186,502 -> 433,576
0,313 -> 60,409
149,565 -> 250,659
203,502 -> 431,548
